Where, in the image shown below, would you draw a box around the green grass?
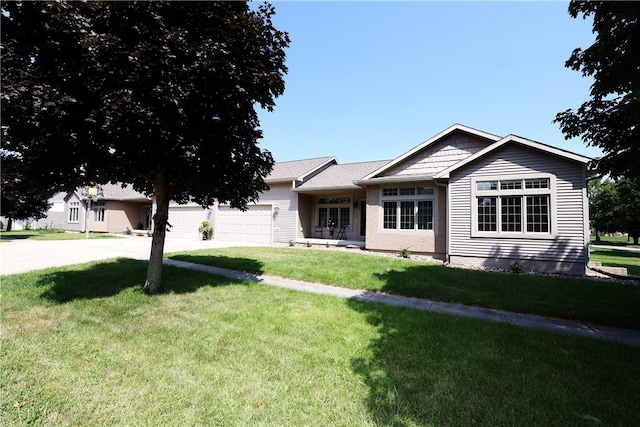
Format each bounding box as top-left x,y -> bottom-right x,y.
168,247 -> 640,330
2,259 -> 639,426
0,230 -> 121,241
590,247 -> 640,278
590,233 -> 640,248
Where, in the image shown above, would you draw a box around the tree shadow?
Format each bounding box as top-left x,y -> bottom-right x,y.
346,287 -> 638,426
168,253 -> 265,275
37,257 -> 264,304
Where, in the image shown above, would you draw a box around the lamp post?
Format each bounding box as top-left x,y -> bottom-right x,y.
82,185 -> 103,239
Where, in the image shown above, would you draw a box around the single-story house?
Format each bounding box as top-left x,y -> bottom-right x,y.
37,124 -> 592,275
34,183 -> 152,234
197,124 -> 592,275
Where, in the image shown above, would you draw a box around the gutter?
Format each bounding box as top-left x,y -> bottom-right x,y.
434,178 -> 450,265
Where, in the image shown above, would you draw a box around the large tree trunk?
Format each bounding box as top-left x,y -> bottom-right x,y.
6,218 -> 13,232
143,173 -> 170,295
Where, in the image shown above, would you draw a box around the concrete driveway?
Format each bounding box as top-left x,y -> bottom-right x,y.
0,236 -> 262,276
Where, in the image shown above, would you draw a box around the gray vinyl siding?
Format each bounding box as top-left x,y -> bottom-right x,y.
262,183 -> 299,243
448,144 -> 588,274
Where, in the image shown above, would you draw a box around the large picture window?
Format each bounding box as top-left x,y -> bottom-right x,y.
382,186 -> 435,231
473,177 -> 552,236
318,198 -> 350,228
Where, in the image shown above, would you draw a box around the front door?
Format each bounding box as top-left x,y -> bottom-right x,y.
360,200 -> 366,236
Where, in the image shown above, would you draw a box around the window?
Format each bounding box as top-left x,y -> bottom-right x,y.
383,202 -> 397,229
318,198 -> 350,228
473,177 -> 552,236
382,186 -> 435,231
93,201 -> 106,222
68,201 -> 79,223
526,196 -> 549,232
477,197 -> 496,231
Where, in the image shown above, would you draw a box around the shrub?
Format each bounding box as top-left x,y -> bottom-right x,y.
399,248 -> 411,259
198,221 -> 213,240
510,261 -> 523,274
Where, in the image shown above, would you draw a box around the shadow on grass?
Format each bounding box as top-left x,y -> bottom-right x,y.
37,257 -> 263,303
346,292 -> 640,426
168,254 -> 265,275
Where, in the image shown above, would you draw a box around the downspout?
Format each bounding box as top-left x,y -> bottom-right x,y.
434,178 -> 449,265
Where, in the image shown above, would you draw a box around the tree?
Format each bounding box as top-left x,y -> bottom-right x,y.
615,178 -> 640,245
0,153 -> 52,231
1,1 -> 289,293
554,1 -> 640,181
588,177 -> 640,245
588,177 -> 617,241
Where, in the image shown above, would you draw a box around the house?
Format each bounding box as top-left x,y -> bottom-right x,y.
34,183 -> 152,234
37,124 -> 592,275
189,124 -> 591,275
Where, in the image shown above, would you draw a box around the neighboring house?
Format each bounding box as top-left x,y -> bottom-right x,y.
34,183 -> 152,234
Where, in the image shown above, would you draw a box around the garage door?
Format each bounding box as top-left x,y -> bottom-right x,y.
167,206 -> 208,239
217,205 -> 272,244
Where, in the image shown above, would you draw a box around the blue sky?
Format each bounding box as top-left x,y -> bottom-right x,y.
256,1 -> 599,164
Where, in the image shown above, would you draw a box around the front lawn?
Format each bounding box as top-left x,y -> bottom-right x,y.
169,247 -> 640,330
0,230 -> 121,241
2,259 -> 639,426
591,233 -> 640,248
590,247 -> 640,278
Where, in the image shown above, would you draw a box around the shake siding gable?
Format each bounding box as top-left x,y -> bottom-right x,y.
385,132 -> 493,177
448,144 -> 587,275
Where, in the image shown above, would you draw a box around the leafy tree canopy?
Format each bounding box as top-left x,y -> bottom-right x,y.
0,153 -> 52,231
555,1 -> 640,180
589,177 -> 640,245
1,1 -> 290,293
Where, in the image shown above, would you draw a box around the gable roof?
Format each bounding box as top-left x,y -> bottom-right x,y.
68,183 -> 151,202
296,160 -> 390,193
266,156 -> 336,184
434,134 -> 592,179
361,124 -> 501,181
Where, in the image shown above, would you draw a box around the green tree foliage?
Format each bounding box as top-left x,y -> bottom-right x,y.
589,177 -> 640,245
554,1 -> 640,180
588,177 -> 617,241
1,1 -> 289,293
0,153 -> 52,231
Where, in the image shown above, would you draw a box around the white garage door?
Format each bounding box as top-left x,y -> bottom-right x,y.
217,205 -> 272,244
167,206 -> 208,239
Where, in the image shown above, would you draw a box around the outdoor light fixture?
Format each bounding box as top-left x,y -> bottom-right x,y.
81,185 -> 104,239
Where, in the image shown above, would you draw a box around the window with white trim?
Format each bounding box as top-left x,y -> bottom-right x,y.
473,177 -> 552,236
382,186 -> 434,231
68,201 -> 80,223
318,198 -> 350,228
93,201 -> 106,222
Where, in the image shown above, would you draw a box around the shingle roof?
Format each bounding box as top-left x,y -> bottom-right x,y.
296,160 -> 391,192
267,156 -> 336,182
97,183 -> 151,201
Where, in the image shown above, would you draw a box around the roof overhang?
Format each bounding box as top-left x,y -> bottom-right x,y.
354,174 -> 435,186
293,184 -> 364,193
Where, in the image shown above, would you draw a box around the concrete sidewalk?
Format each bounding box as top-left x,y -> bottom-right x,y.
164,258 -> 640,347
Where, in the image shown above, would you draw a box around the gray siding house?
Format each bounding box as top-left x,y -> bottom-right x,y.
204,124 -> 591,275
38,124 -> 592,275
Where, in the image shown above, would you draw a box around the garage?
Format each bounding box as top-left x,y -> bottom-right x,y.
217,205 -> 272,244
167,205 -> 209,239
